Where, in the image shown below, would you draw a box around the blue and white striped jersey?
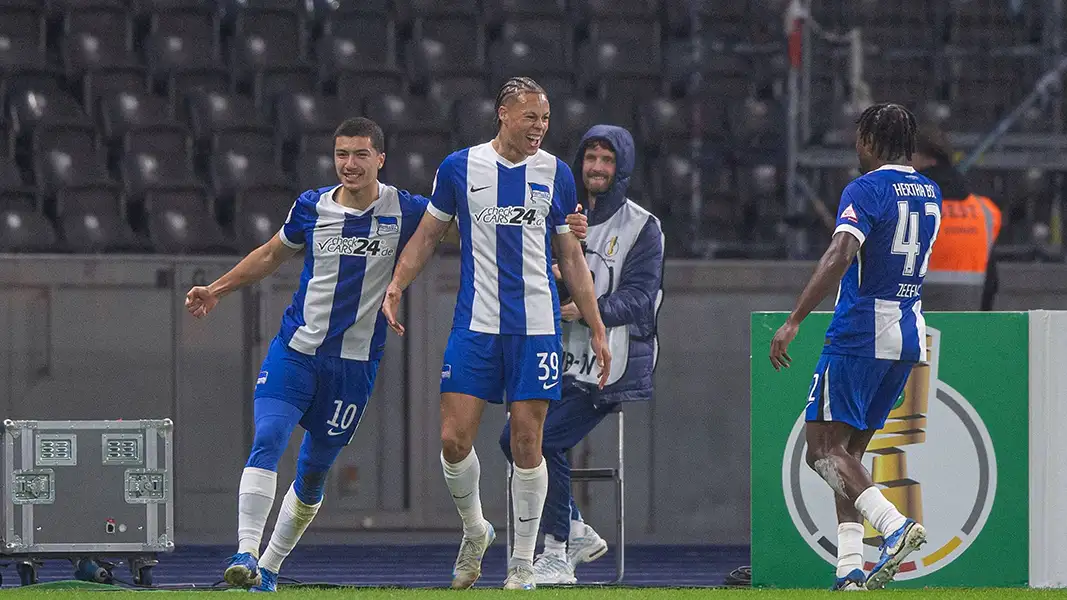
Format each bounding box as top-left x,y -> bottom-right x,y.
277,183 -> 426,361
427,143 -> 578,336
825,164 -> 943,362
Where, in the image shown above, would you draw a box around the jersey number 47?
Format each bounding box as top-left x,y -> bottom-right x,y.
891,201 -> 941,277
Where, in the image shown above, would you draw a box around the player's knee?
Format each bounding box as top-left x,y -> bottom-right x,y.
294,470 -> 327,504
441,429 -> 473,464
805,443 -> 829,472
509,427 -> 541,465
246,414 -> 291,470
294,438 -> 342,504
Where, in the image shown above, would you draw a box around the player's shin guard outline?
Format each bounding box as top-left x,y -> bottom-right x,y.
258,483 -> 321,574
237,467 -> 277,557
511,457 -> 548,563
442,448 -> 486,536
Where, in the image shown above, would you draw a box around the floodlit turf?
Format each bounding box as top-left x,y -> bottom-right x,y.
4,585 -> 1067,599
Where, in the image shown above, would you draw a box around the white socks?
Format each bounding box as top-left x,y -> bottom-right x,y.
544,534 -> 566,557
442,448 -> 486,537
511,457 -> 548,563
855,486 -> 908,537
259,484 -> 321,574
837,522 -> 865,577
237,467 -> 278,557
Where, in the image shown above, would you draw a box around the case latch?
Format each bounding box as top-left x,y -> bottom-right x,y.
12,470 -> 55,504
124,469 -> 166,503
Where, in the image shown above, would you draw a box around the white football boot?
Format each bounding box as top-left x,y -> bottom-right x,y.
504,559 -> 537,590
451,520 -> 495,589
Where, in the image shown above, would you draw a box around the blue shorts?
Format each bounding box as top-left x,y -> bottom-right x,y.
804,353 -> 915,431
254,336 -> 380,446
440,328 -> 563,403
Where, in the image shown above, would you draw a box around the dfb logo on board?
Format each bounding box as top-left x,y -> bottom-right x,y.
781,326 -> 997,580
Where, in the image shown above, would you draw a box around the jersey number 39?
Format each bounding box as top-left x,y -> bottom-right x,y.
536,351 -> 560,382
891,201 -> 941,277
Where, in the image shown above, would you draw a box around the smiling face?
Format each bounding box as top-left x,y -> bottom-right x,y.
581,141 -> 617,195
334,135 -> 384,194
498,91 -> 550,158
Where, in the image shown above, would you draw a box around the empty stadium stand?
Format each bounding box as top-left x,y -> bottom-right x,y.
0,0 -> 1060,258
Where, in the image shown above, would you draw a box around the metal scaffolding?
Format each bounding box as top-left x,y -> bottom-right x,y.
783,0 -> 1067,260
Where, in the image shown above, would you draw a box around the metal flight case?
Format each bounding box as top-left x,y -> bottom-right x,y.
0,419 -> 175,587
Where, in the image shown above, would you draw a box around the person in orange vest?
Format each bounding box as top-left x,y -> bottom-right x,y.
911,126 -> 1002,310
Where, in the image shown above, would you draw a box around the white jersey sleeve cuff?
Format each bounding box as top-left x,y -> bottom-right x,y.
278,228 -> 304,249
555,224 -> 571,235
426,202 -> 453,222
834,223 -> 866,246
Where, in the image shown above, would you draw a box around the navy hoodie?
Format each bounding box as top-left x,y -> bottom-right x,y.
567,125 -> 664,403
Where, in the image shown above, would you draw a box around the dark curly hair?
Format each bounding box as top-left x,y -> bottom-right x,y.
856,103 -> 918,163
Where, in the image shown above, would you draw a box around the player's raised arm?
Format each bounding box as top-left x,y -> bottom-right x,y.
382,159 -> 458,336
185,233 -> 300,319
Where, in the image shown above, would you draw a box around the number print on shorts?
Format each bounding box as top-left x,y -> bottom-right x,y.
537,351 -> 560,389
326,400 -> 359,437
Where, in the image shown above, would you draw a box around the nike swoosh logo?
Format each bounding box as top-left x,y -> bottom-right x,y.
518,516 -> 537,523
470,185 -> 491,193
542,381 -> 559,390
452,492 -> 473,499
326,428 -> 346,436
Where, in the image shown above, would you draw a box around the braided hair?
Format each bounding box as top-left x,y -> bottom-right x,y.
856,103 -> 918,163
493,76 -> 546,130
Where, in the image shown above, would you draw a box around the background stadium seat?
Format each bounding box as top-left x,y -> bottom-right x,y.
364,94 -> 450,136
233,183 -> 294,251
0,206 -> 58,252
229,5 -> 316,110
0,156 -> 37,212
145,187 -> 235,254
483,0 -> 566,27
406,38 -> 488,106
385,134 -> 448,195
99,90 -> 180,146
31,125 -> 115,208
489,38 -> 573,99
56,183 -> 147,252
294,151 -> 335,191
452,96 -> 497,149
0,0 -> 1054,257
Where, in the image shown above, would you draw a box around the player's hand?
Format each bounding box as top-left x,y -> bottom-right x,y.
185,286 -> 218,318
560,302 -> 581,322
552,263 -> 562,280
382,284 -> 405,336
591,330 -> 612,389
566,204 -> 588,240
769,319 -> 799,371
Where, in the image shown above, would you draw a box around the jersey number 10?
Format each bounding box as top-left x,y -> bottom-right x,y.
891,201 -> 941,277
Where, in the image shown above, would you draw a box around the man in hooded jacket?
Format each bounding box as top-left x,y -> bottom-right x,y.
500,125 -> 664,584
911,126 -> 1001,310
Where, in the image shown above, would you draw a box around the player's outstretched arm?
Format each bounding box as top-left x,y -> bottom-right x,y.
382,212 -> 452,336
185,233 -> 299,319
769,231 -> 860,370
556,231 -> 612,388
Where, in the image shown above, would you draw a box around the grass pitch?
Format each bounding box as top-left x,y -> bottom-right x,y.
3,585 -> 1067,599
